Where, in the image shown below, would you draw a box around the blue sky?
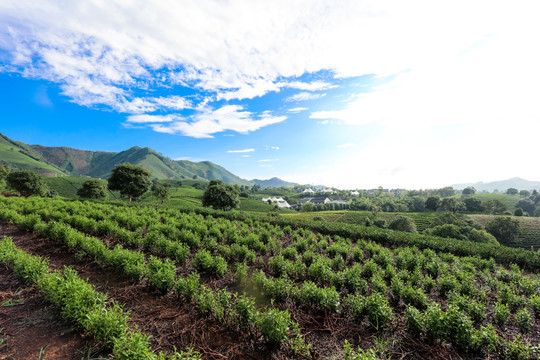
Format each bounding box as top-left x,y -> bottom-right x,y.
1,1 -> 539,189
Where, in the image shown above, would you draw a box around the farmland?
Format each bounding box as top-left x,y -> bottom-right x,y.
0,195 -> 539,359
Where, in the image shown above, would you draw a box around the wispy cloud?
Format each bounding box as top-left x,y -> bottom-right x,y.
287,107 -> 308,113
147,105 -> 286,138
337,142 -> 355,148
127,114 -> 177,123
227,148 -> 255,153
285,92 -> 326,102
265,146 -> 280,150
258,159 -> 279,162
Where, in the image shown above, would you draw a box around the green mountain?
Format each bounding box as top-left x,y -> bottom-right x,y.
0,133 -> 67,176
251,177 -> 299,187
0,132 -> 251,185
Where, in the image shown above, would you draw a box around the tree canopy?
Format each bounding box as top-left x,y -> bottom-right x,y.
107,163 -> 152,201
485,217 -> 520,244
153,184 -> 171,205
201,179 -> 240,211
77,179 -> 107,199
6,170 -> 49,197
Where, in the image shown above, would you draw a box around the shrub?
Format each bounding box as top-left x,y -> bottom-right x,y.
175,273 -> 200,301
364,293 -> 392,330
389,216 -> 417,233
257,308 -> 291,344
145,256 -> 176,292
515,308 -> 533,332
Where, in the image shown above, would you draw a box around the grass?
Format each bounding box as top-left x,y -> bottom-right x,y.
0,136 -> 65,176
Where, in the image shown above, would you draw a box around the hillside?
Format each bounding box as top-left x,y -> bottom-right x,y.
251,177 -> 299,187
452,177 -> 540,192
0,132 -> 251,185
0,133 -> 66,176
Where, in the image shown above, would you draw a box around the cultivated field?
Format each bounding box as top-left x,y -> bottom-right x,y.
0,196 -> 539,359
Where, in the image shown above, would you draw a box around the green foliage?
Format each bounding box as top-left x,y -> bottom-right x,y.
257,308 -> 291,344
388,216 -> 417,233
152,184 -> 171,205
174,273 -> 201,301
202,179 -> 240,211
343,340 -> 379,360
364,293 -> 392,330
145,256 -> 176,292
6,170 -> 49,197
77,179 -> 108,199
486,217 -> 520,244
107,163 -> 152,201
515,308 -> 533,332
494,301 -> 510,327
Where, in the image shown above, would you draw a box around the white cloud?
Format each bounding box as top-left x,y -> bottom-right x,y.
265,146 -> 280,150
337,142 -> 355,148
127,114 -> 177,123
285,92 -> 326,102
227,148 -> 255,153
145,105 -> 286,138
258,159 -> 279,162
281,81 -> 336,91
287,107 -> 308,113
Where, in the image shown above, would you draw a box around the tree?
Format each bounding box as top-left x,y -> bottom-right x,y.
300,202 -> 315,212
440,198 -> 464,213
462,187 -> 476,195
153,184 -> 171,205
514,208 -> 524,216
251,184 -> 261,193
77,179 -> 107,199
202,179 -> 240,211
425,196 -> 440,212
6,170 -> 49,197
388,216 -> 417,233
506,188 -> 519,195
435,186 -> 455,197
107,163 -> 151,201
484,199 -> 507,214
515,199 -> 535,216
519,190 -> 530,197
0,162 -> 10,186
463,197 -> 484,213
485,217 -> 520,244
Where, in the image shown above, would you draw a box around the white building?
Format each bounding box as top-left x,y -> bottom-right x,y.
261,197 -> 291,209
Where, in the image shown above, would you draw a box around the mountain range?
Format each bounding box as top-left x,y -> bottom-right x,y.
452,177 -> 540,192
0,132 -> 252,185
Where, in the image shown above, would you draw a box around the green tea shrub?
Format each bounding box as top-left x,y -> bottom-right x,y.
145,256 -> 176,292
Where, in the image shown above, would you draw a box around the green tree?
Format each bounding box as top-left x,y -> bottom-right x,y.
514,208 -> 524,216
440,198 -> 464,213
462,186 -> 476,195
153,184 -> 171,205
107,163 -> 152,201
506,188 -> 519,195
485,217 -> 520,244
251,184 -> 261,193
300,202 -> 315,212
202,179 -> 240,211
519,190 -> 530,197
77,179 -> 107,199
6,170 -> 49,197
515,199 -> 535,216
484,199 -> 507,214
425,196 -> 440,212
389,216 -> 417,233
463,197 -> 484,212
0,162 -> 10,186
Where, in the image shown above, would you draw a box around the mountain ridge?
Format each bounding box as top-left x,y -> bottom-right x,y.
0,132 -> 251,185
452,177 -> 540,192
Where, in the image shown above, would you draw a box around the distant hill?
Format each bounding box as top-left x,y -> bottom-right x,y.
0,132 -> 251,185
251,177 -> 299,187
0,133 -> 67,176
452,177 -> 540,192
